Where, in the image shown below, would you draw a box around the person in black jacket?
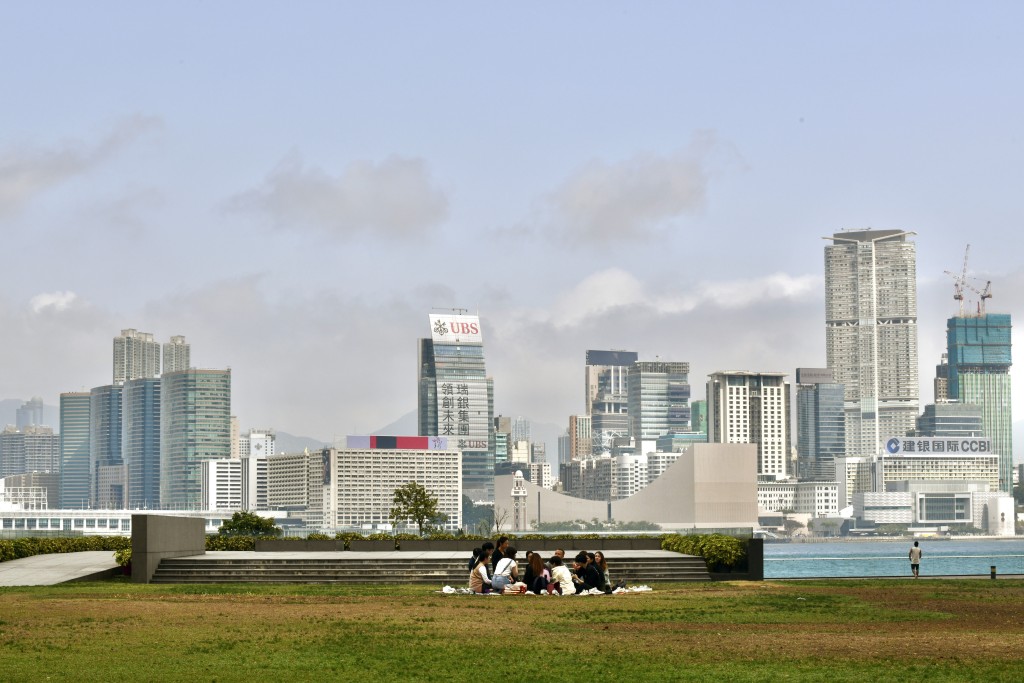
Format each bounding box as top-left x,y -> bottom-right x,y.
467,541 -> 494,571
572,551 -> 603,592
491,536 -> 509,573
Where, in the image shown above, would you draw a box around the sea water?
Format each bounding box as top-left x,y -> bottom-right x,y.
764,539 -> 1024,578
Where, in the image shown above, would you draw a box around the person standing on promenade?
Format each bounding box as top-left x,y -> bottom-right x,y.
909,541 -> 922,578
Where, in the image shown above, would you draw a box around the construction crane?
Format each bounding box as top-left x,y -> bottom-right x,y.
963,278 -> 993,316
943,244 -> 993,317
943,244 -> 970,317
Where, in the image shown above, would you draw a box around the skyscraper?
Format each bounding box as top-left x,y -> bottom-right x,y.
15,397 -> 45,429
795,368 -> 846,481
90,384 -> 124,508
585,350 -> 638,452
417,313 -> 494,500
163,335 -> 190,374
626,361 -> 691,444
122,377 -> 161,509
946,313 -> 1013,491
160,368 -> 232,509
824,230 -> 919,456
113,328 -> 160,385
707,371 -> 791,480
60,392 -> 91,509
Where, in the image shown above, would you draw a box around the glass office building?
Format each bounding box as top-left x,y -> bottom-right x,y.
418,314 -> 494,500
160,369 -> 232,509
946,314 -> 1012,492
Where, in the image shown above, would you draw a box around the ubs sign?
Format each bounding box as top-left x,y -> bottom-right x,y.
884,436 -> 992,455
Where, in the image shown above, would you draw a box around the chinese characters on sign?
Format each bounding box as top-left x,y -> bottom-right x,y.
439,382 -> 471,437
884,437 -> 992,455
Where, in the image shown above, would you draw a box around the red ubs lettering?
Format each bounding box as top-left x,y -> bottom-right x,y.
451,322 -> 479,334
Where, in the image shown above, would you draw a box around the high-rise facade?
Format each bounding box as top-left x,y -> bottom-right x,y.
122,377 -> 161,509
795,368 -> 846,481
90,384 -> 124,508
113,328 -> 161,386
568,414 -> 592,461
707,371 -> 791,480
0,426 -> 60,477
626,361 -> 691,444
160,369 -> 232,509
163,335 -> 191,374
417,313 -> 494,500
59,392 -> 91,509
946,314 -> 1013,491
15,397 -> 45,429
585,350 -> 638,452
824,230 -> 919,456
915,402 -> 984,438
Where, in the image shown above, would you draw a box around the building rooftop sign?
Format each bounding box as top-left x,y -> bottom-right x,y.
883,436 -> 993,456
429,314 -> 482,344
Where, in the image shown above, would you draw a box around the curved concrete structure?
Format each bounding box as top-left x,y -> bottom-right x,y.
496,443 -> 757,531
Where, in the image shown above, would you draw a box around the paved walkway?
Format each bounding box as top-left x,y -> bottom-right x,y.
0,552 -> 120,586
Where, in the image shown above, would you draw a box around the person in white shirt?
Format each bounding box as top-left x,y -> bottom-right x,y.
909,541 -> 922,578
492,547 -> 525,593
548,555 -> 575,595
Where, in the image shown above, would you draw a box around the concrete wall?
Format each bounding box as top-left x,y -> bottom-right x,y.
496,443 -> 758,530
132,514 -> 206,583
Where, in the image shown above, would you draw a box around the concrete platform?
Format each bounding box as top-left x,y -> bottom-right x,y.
0,551 -> 120,586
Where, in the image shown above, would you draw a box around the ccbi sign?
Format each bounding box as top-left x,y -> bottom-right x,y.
884,436 -> 993,455
430,314 -> 483,344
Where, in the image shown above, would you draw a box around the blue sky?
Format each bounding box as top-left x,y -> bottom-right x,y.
2,3 -> 1024,455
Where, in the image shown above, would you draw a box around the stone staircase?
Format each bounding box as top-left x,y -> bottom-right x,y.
149,552 -> 710,585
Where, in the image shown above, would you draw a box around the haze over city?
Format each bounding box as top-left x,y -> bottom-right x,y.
2,4 -> 1024,457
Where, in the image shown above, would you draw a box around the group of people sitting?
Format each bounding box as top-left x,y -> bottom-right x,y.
468,536 -> 619,595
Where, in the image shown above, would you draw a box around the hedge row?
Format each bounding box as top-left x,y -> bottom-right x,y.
661,533 -> 747,570
0,536 -> 131,563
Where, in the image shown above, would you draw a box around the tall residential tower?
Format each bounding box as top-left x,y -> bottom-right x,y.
824,230 -> 919,456
707,371 -> 791,480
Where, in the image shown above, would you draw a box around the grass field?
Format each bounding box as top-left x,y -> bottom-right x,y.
2,578 -> 1023,681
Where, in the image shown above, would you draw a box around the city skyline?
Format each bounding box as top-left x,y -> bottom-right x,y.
2,5 -> 1024,455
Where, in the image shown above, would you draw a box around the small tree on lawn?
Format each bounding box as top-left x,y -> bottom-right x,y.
390,482 -> 444,535
218,511 -> 282,537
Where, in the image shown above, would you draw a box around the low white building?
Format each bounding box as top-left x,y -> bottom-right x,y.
757,480 -> 840,518
323,436 -> 462,533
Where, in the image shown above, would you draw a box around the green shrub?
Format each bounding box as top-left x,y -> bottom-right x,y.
662,533 -> 746,570
306,533 -> 332,541
0,536 -> 131,564
113,548 -> 132,566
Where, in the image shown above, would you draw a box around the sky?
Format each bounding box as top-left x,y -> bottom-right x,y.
2,3 -> 1024,457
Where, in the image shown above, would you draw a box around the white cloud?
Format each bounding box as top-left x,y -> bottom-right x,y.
543,132 -> 722,244
546,268 -> 820,327
0,116 -> 161,217
30,291 -> 79,314
228,153 -> 449,240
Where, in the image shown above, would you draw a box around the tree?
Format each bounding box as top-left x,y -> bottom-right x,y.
783,519 -> 805,536
390,482 -> 445,535
218,511 -> 281,537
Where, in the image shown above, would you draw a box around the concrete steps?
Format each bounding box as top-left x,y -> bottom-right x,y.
149,553 -> 710,585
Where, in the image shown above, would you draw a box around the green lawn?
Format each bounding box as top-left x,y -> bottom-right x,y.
1,579 -> 1023,681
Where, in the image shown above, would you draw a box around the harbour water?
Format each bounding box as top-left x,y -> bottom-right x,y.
764,538 -> 1024,578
